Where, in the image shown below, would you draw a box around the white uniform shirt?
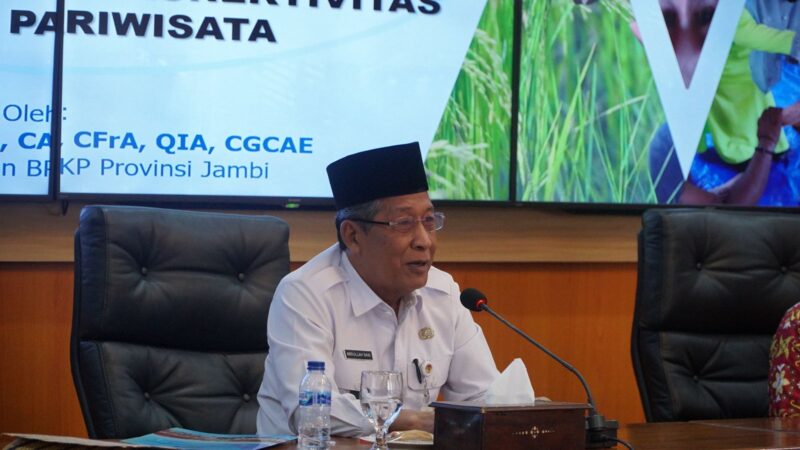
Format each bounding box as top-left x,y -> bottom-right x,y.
256,244 -> 499,437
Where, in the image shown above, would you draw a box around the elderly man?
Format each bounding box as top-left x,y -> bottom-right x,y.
256,142 -> 499,437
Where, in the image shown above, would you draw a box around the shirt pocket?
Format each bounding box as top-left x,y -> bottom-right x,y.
406,354 -> 452,391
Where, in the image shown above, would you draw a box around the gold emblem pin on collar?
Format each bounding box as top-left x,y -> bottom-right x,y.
418,327 -> 434,340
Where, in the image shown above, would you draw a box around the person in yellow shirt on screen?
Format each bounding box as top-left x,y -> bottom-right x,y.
701,7 -> 796,165
642,1 -> 800,205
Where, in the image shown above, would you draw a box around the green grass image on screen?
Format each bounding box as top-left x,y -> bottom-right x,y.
426,0 -> 513,202
518,0 -> 664,204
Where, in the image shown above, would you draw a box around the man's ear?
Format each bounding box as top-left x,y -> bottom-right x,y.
340,220 -> 363,254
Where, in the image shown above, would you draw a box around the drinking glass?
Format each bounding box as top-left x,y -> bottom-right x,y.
360,370 -> 404,450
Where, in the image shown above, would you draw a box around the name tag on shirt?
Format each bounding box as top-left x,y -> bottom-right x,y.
344,349 -> 373,360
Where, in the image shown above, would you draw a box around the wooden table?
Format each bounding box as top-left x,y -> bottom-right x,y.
4,418 -> 800,449
619,417 -> 800,450
272,418 -> 800,449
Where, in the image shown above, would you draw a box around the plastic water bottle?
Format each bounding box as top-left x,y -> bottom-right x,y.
298,360 -> 332,449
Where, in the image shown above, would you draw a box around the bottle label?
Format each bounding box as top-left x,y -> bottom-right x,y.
299,390 -> 313,407
317,391 -> 331,406
299,390 -> 331,406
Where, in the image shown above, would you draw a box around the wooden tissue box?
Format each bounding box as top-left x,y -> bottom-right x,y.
431,400 -> 589,450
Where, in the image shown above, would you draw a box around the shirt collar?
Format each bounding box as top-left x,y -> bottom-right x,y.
340,250 -> 421,317
340,250 -> 385,317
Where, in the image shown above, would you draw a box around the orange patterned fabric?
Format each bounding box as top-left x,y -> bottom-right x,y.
769,302 -> 800,417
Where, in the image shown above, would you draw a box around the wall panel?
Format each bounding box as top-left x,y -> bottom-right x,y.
441,262 -> 643,425
0,263 -> 85,436
0,203 -> 641,263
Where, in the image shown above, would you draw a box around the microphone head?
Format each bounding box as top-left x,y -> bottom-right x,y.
460,288 -> 488,312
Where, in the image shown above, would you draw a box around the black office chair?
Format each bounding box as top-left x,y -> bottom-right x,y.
71,205 -> 290,439
632,208 -> 800,422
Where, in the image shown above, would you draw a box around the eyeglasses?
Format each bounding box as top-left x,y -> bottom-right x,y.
349,212 -> 445,233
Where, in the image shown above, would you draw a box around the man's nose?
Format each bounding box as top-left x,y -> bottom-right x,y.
411,221 -> 433,249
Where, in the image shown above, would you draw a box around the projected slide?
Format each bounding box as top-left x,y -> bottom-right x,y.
517,0 -> 664,205
0,0 -> 56,197
427,0 -> 512,201
518,0 -> 800,207
53,0 -> 509,201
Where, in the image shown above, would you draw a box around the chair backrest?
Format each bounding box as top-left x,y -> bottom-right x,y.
71,205 -> 290,439
632,208 -> 800,422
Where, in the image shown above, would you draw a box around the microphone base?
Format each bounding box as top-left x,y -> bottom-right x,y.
585,415 -> 619,449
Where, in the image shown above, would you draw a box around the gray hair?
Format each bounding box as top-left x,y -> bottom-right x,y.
335,199 -> 382,250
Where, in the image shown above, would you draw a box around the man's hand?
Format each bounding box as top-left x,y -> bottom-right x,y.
388,409 -> 434,433
758,107 -> 783,151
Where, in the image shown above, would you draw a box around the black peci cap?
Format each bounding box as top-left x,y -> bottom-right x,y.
326,142 -> 429,209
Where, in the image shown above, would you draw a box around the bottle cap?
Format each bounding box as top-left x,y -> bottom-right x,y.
307,361 -> 325,371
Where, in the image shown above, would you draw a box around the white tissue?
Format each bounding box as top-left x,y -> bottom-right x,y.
485,358 -> 536,405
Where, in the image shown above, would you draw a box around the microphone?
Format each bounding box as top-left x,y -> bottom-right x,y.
460,288 -> 619,449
